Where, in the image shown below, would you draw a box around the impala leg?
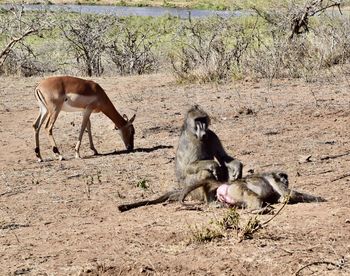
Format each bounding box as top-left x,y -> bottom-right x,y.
45,108 -> 63,161
86,118 -> 98,155
75,109 -> 93,159
33,107 -> 48,162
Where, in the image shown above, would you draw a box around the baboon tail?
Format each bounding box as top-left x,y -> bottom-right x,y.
289,190 -> 326,204
118,190 -> 181,212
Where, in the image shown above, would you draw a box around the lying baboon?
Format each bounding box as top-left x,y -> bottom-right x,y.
117,105 -> 242,212
180,171 -> 326,212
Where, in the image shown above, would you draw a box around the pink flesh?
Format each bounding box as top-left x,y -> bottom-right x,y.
216,184 -> 236,205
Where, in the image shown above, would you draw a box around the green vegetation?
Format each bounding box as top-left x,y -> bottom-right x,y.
1,1 -> 350,82
189,209 -> 262,243
136,179 -> 149,190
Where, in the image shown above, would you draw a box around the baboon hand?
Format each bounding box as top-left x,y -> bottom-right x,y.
186,160 -> 219,177
205,161 -> 220,180
225,160 -> 243,181
229,168 -> 241,181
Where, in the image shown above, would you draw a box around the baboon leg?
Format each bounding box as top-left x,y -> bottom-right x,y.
180,170 -> 220,205
217,181 -> 266,212
180,181 -> 207,205
182,169 -> 220,203
244,192 -> 266,212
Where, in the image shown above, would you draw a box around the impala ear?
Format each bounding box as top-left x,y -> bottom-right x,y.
129,114 -> 136,124
122,114 -> 128,121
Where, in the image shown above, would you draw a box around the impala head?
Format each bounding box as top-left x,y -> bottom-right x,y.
117,114 -> 136,151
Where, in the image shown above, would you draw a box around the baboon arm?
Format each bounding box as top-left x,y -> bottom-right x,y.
207,130 -> 234,165
185,160 -> 219,175
180,179 -> 220,205
270,183 -> 291,202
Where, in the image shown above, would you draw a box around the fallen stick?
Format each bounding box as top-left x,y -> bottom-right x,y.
331,173 -> 350,182
320,151 -> 350,161
295,260 -> 342,276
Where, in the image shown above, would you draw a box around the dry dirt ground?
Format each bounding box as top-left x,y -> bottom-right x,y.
0,73 -> 349,275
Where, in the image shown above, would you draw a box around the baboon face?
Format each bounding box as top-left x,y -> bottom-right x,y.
275,172 -> 289,187
193,116 -> 209,140
185,106 -> 210,141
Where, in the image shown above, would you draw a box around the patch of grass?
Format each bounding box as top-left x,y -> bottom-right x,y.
189,224 -> 224,243
238,215 -> 261,241
84,170 -> 102,200
193,0 -> 231,11
215,207 -> 240,230
162,0 -> 177,8
188,208 -> 263,244
136,179 -> 149,190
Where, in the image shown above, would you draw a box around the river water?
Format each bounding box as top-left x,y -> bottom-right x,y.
0,4 -> 245,18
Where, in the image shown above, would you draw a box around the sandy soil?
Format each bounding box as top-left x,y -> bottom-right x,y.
0,73 -> 349,275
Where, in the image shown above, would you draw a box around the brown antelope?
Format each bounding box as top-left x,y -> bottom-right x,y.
33,76 -> 136,162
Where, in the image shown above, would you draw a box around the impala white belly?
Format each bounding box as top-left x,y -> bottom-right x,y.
61,93 -> 97,112
61,102 -> 85,112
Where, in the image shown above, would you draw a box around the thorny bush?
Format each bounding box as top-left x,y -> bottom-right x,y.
169,16 -> 255,83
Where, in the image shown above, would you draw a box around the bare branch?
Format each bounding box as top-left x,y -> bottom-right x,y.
0,28 -> 38,66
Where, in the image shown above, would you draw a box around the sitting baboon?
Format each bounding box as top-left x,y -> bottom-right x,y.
175,105 -> 242,202
181,171 -> 326,212
117,105 -> 243,212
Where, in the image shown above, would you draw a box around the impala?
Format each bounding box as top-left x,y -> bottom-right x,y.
33,76 -> 136,162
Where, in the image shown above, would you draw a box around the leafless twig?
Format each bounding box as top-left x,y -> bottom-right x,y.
295,258 -> 345,275
331,173 -> 350,182
320,151 -> 350,161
